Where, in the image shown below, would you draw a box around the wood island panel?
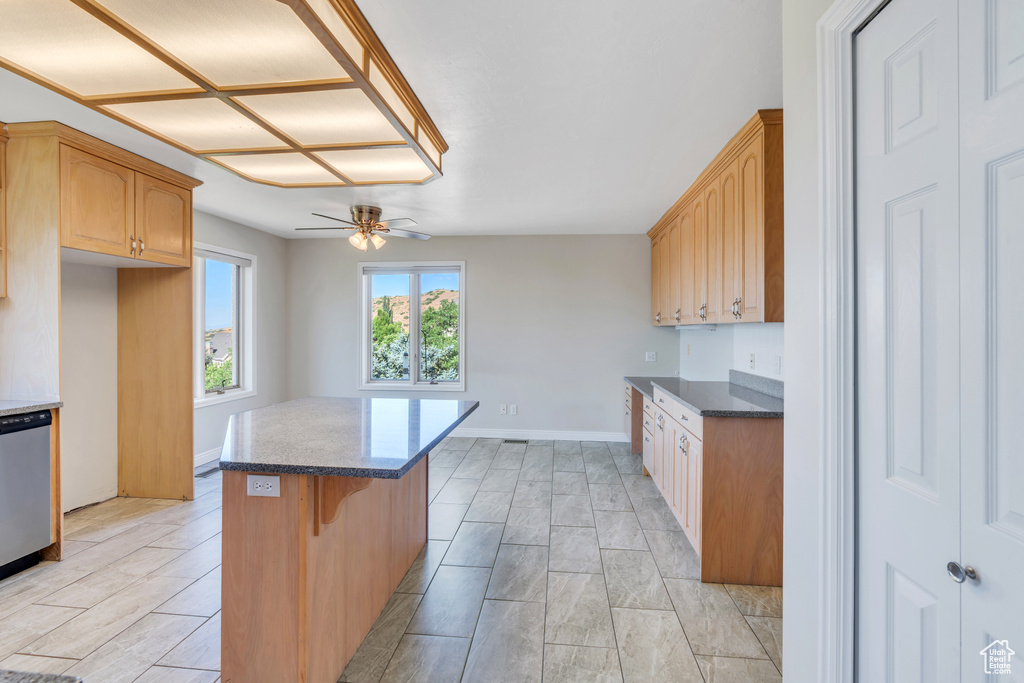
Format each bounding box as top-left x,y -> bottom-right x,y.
222,458 -> 428,683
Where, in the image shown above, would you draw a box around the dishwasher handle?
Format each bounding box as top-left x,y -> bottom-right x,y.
0,411 -> 52,435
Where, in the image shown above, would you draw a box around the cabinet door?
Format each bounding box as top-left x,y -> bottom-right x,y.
684,434 -> 702,551
737,133 -> 765,322
651,235 -> 662,325
661,226 -> 675,326
691,193 -> 706,324
719,159 -> 740,321
653,411 -> 667,490
673,427 -> 687,517
674,207 -> 693,324
135,174 -> 191,267
60,145 -> 135,257
704,178 -> 723,322
641,428 -> 653,476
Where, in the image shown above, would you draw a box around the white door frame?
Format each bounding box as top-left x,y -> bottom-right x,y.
816,0 -> 891,681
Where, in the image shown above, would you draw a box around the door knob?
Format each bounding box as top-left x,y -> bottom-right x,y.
947,561 -> 979,583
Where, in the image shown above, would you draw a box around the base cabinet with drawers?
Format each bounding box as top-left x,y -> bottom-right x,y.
648,386 -> 782,587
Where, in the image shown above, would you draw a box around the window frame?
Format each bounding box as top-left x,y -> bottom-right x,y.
359,261 -> 466,392
193,242 -> 257,407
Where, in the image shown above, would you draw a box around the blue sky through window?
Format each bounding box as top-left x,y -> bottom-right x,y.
371,272 -> 458,298
205,259 -> 234,331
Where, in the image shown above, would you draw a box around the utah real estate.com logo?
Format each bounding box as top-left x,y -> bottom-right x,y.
980,640 -> 1015,676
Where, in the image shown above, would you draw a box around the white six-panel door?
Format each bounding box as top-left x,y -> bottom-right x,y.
857,0 -> 1024,680
959,0 -> 1024,680
855,0 -> 962,680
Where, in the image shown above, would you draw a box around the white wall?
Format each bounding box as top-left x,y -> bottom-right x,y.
677,322 -> 785,381
193,210 -> 289,461
286,235 -> 680,438
59,262 -> 118,511
782,0 -> 833,680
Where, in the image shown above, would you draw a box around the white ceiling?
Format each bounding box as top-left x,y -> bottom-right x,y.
0,0 -> 781,238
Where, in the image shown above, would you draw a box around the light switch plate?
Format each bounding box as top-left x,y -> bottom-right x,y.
247,474 -> 280,497
645,352 -> 657,362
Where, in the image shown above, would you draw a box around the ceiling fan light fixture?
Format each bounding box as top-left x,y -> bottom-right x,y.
369,233 -> 386,250
349,231 -> 368,251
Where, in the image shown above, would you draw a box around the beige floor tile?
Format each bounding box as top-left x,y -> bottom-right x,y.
65,612 -> 206,683
157,612 -> 220,671
725,584 -> 783,618
151,535 -> 221,579
542,644 -> 622,683
21,574 -> 194,659
379,634 -> 471,683
134,665 -> 221,682
155,568 -> 220,617
462,600 -> 545,683
38,547 -> 184,609
58,540 -> 96,559
664,579 -> 767,659
610,608 -> 703,683
340,593 -> 422,682
0,566 -> 90,621
0,604 -> 83,659
148,509 -> 222,551
746,616 -> 782,671
60,523 -> 181,574
0,653 -> 78,674
696,654 -> 782,682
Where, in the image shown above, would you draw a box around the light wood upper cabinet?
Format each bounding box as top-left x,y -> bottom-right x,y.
60,145 -> 135,258
673,207 -> 690,325
136,174 -> 191,267
648,110 -> 783,325
651,233 -> 663,324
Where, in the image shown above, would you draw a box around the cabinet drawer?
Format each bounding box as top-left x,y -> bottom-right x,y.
653,387 -> 703,441
643,397 -> 655,418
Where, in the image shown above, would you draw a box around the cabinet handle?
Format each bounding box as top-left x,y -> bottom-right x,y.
678,413 -> 688,421
139,238 -> 145,255
735,297 -> 741,319
655,312 -> 661,323
658,398 -> 665,404
674,309 -> 681,322
644,436 -> 650,443
130,235 -> 136,256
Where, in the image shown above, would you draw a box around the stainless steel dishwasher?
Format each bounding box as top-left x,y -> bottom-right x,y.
0,411 -> 52,578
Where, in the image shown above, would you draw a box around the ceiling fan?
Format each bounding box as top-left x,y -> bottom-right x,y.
296,205 -> 430,251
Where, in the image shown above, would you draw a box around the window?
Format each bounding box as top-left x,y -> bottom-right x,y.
360,262 -> 465,391
194,244 -> 255,404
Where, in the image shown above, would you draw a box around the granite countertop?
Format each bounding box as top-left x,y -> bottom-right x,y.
220,397 -> 479,478
0,400 -> 63,418
624,375 -> 784,418
0,671 -> 81,683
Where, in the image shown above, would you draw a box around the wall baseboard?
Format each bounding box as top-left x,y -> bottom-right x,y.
448,427 -> 629,443
194,447 -> 221,468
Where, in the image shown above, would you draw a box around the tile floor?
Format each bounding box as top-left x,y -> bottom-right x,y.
0,438 -> 782,683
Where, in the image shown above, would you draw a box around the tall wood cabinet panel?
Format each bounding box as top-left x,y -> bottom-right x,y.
651,233 -> 663,325
0,125 -> 6,299
667,218 -> 682,325
648,110 -> 783,325
60,145 -> 135,258
3,121 -> 201,505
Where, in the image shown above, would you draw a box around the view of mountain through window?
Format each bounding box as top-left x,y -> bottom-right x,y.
369,270 -> 460,384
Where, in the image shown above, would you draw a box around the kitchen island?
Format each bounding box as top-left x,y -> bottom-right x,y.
218,397 -> 478,683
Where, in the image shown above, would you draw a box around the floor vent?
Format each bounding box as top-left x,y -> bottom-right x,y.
502,439 -> 529,444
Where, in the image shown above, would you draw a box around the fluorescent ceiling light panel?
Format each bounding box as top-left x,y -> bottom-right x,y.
93,0 -> 351,88
104,99 -> 288,153
316,148 -> 432,184
234,89 -> 404,146
0,0 -> 447,186
0,0 -> 200,97
210,153 -> 344,186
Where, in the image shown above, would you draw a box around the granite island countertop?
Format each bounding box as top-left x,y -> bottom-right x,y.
625,376 -> 783,418
0,671 -> 81,683
0,400 -> 63,418
219,397 -> 479,478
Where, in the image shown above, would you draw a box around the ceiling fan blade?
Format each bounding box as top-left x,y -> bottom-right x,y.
295,226 -> 358,231
376,218 -> 417,229
385,228 -> 431,240
311,212 -> 360,227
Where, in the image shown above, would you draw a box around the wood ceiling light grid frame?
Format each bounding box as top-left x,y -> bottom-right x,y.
0,0 -> 447,188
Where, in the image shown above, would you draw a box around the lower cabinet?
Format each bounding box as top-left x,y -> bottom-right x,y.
649,388 -> 782,586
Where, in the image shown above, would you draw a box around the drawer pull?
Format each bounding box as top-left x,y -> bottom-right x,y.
678,413 -> 688,421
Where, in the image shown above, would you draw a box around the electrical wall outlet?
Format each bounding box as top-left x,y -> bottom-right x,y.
645,352 -> 657,362
749,353 -> 756,369
510,404 -> 518,415
499,404 -> 507,415
247,474 -> 280,498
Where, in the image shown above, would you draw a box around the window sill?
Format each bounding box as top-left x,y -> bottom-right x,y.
194,389 -> 256,409
358,382 -> 465,393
